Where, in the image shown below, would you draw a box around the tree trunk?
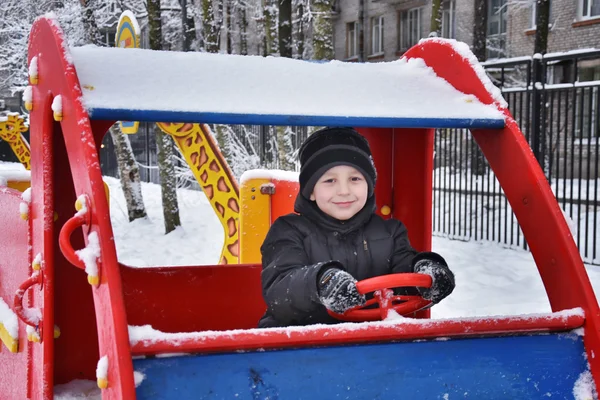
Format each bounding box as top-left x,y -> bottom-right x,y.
201,0 -> 222,53
79,0 -> 148,221
296,2 -> 304,59
148,0 -> 181,233
264,0 -> 279,55
430,0 -> 443,37
534,0 -> 550,55
109,125 -> 147,221
313,0 -> 334,60
472,0 -> 488,62
80,0 -> 104,46
278,0 -> 292,58
238,4 -> 248,55
155,126 -> 181,233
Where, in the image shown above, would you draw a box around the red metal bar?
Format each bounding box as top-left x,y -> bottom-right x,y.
58,214 -> 87,270
13,273 -> 43,328
131,312 -> 585,356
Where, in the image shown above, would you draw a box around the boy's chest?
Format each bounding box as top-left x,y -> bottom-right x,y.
304,231 -> 393,280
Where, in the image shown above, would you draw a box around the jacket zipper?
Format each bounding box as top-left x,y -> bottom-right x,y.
363,239 -> 368,251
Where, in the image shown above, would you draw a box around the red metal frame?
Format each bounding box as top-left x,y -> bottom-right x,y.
131,311 -> 585,356
27,18 -> 136,399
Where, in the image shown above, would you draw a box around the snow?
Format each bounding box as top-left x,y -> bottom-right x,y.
0,297 -> 18,339
75,232 -> 101,277
96,356 -> 108,380
240,169 -> 299,184
21,187 -> 32,202
574,370 -> 598,400
420,38 -> 508,108
75,194 -> 88,216
23,85 -> 32,103
69,46 -> 505,123
28,56 -> 38,78
52,95 -> 63,115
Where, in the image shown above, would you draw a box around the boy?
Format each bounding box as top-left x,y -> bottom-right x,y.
258,127 -> 454,328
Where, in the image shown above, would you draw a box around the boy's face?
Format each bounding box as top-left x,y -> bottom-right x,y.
310,165 -> 368,221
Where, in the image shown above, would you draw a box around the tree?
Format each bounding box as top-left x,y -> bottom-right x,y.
77,0 -> 148,222
278,0 -> 292,57
430,0 -> 443,37
312,0 -> 333,60
263,0 -> 279,56
472,0 -> 488,62
148,0 -> 181,233
534,0 -> 550,54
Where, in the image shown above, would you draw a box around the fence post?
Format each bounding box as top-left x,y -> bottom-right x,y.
531,55 -> 545,165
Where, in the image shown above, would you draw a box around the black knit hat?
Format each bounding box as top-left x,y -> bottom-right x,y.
298,127 -> 377,199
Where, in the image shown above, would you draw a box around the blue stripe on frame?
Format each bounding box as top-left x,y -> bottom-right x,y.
88,108 -> 506,129
133,333 -> 587,400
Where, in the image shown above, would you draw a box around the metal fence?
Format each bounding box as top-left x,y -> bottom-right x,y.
434,50 -> 600,265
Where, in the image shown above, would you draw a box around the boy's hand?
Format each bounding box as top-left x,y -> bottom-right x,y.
414,259 -> 455,304
317,268 -> 366,314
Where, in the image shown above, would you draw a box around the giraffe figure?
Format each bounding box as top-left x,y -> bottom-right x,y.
0,113 -> 31,170
157,122 -> 240,264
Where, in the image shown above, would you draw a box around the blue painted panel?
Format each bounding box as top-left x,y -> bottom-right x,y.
134,333 -> 587,399
88,108 -> 505,129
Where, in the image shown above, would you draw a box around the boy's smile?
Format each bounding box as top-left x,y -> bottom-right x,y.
310,165 -> 369,221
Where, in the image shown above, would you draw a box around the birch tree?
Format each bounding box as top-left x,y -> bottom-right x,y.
77,0 -> 148,222
148,0 -> 181,233
430,0 -> 443,37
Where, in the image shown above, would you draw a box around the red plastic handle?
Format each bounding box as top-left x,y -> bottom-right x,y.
356,273 -> 432,294
58,214 -> 88,270
13,273 -> 43,327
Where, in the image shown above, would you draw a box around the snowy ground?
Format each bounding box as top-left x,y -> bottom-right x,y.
1,162 -> 599,399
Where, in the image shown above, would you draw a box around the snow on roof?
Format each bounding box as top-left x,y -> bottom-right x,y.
70,46 -> 505,129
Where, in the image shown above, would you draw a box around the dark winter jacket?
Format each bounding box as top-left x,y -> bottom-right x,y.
258,195 -> 446,328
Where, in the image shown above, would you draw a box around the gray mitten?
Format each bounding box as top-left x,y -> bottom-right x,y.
414,259 -> 455,304
317,268 -> 366,314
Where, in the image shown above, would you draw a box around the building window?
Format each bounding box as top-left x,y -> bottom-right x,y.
441,0 -> 456,39
487,0 -> 507,59
346,22 -> 358,58
530,0 -> 553,29
579,0 -> 600,19
371,16 -> 384,55
398,8 -> 423,52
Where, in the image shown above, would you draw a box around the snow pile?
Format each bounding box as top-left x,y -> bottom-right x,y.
71,46 -> 504,122
0,297 -> 18,339
52,95 -> 63,115
573,370 -> 597,400
96,356 -> 108,380
28,55 -> 38,79
240,169 -> 299,184
75,232 -> 101,278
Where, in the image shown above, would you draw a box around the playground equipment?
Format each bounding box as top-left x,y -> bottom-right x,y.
0,14 -> 599,399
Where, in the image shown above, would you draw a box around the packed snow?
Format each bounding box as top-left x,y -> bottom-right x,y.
70,45 -> 505,124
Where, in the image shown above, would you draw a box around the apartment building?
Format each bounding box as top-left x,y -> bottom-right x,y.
333,0 -> 600,62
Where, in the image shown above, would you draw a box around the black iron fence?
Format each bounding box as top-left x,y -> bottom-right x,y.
434,50 -> 600,265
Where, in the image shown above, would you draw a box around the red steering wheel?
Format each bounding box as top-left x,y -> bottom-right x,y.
327,273 -> 433,321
